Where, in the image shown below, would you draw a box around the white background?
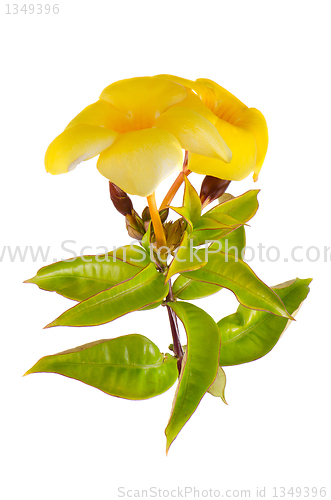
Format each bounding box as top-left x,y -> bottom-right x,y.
1,1 -> 330,499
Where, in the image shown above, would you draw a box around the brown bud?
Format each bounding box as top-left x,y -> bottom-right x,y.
125,215 -> 144,240
166,218 -> 187,250
109,182 -> 133,216
159,208 -> 169,224
142,206 -> 168,224
200,176 -> 231,209
141,206 -> 151,222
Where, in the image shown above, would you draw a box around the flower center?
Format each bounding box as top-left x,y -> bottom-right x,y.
111,113 -> 157,134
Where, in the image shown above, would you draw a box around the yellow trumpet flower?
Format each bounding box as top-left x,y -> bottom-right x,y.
156,75 -> 268,182
45,77 -> 232,197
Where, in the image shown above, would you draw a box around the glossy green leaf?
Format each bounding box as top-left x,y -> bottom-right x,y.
183,176 -> 201,226
168,177 -> 201,231
191,215 -> 243,247
168,206 -> 193,232
45,263 -> 169,328
181,247 -> 292,319
110,245 -> 151,265
207,367 -> 227,403
189,190 -> 257,247
204,189 -> 259,223
218,193 -> 234,204
25,246 -> 150,301
173,226 -> 246,300
166,301 -> 220,453
172,278 -> 221,301
140,301 -> 163,311
196,214 -> 244,229
141,222 -> 152,253
24,335 -> 178,400
166,232 -> 206,282
218,278 -> 312,366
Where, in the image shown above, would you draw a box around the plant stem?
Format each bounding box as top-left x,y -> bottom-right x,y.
166,283 -> 184,374
160,151 -> 191,210
147,192 -> 167,249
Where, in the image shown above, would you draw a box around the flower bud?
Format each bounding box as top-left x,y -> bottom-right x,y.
142,206 -> 168,231
109,182 -> 133,216
200,176 -> 231,209
142,206 -> 151,222
125,213 -> 145,241
159,208 -> 169,224
166,218 -> 187,251
142,206 -> 168,224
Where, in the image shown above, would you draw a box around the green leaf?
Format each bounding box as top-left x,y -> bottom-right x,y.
168,177 -> 201,231
207,367 -> 227,404
45,263 -> 169,328
183,176 -> 201,226
166,232 -> 206,283
191,215 -> 243,247
141,222 -> 152,252
181,247 -> 292,319
110,245 -> 150,265
168,206 -> 193,232
218,193 -> 235,204
218,278 -> 312,366
204,189 -> 259,223
189,189 -> 257,246
173,226 -> 246,300
25,246 -> 150,301
24,335 -> 178,400
196,214 -> 244,229
140,301 -> 163,311
172,278 -> 221,301
166,302 -> 220,453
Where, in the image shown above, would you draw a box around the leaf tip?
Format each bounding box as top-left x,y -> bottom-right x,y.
165,428 -> 173,455
164,274 -> 171,285
286,310 -> 296,321
165,438 -> 171,456
23,366 -> 35,377
23,278 -> 34,284
44,320 -> 57,329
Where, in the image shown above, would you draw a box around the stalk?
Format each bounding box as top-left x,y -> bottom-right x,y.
160,151 -> 190,210
166,283 -> 184,374
146,192 -> 167,249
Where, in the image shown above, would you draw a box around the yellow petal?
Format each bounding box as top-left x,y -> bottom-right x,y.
155,74 -> 195,88
65,99 -> 130,133
188,117 -> 257,181
154,107 -> 231,162
45,125 -> 118,175
97,129 -> 183,197
156,74 -> 216,110
196,78 -> 247,124
195,79 -> 268,180
235,107 -> 268,181
99,77 -> 187,130
174,89 -> 218,124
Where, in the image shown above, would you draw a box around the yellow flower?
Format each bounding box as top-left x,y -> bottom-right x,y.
45,77 -> 231,197
156,75 -> 268,182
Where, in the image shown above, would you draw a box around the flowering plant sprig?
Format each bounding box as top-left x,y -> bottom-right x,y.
24,76 -> 311,453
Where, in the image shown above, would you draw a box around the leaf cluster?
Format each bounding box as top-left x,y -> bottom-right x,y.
25,178 -> 311,452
